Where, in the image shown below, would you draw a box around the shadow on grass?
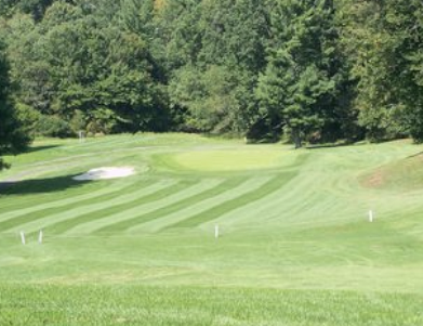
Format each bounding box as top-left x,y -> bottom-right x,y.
306,143 -> 349,150
23,145 -> 61,154
2,145 -> 61,156
407,151 -> 423,159
0,174 -> 91,196
305,141 -> 367,150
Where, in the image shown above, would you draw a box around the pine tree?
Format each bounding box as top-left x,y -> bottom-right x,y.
257,0 -> 344,147
0,41 -> 30,170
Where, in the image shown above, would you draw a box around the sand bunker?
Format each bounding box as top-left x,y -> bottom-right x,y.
73,167 -> 135,181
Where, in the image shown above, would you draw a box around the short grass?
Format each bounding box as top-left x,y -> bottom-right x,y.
1,134 -> 423,325
165,147 -> 296,171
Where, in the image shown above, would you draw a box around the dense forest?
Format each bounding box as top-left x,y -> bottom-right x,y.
1,0 -> 423,160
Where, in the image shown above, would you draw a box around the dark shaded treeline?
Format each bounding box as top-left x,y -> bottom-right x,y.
0,0 -> 423,158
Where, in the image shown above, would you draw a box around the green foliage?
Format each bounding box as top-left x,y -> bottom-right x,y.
1,0 -> 423,143
35,115 -> 74,138
257,0 -> 346,147
342,0 -> 423,142
0,0 -> 56,20
170,65 -> 240,133
0,40 -> 30,170
165,0 -> 268,135
2,1 -> 171,135
68,109 -> 86,134
15,102 -> 42,136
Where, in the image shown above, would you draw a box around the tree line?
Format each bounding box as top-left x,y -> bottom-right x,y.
1,0 -> 423,168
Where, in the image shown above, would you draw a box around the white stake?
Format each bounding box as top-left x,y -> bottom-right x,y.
214,224 -> 219,239
20,231 -> 26,245
369,210 -> 374,223
38,230 -> 43,244
78,130 -> 85,143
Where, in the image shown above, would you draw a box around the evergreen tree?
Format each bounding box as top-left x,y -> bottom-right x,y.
258,0 -> 344,147
0,41 -> 30,170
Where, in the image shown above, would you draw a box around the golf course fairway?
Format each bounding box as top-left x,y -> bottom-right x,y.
1,134 -> 423,325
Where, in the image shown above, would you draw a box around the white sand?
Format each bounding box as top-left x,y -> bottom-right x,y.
73,167 -> 135,181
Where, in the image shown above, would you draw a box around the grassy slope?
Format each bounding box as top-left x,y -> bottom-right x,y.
1,134 -> 423,325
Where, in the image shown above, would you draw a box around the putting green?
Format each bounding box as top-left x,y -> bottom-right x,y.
166,147 -> 297,171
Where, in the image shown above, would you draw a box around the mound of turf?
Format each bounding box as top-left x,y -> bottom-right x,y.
360,153 -> 423,190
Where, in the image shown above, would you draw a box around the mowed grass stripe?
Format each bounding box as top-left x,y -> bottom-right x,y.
231,169 -> 334,226
94,178 -> 246,234
64,178 -> 224,235
0,179 -> 137,220
0,180 -> 177,234
0,181 -> 143,222
167,173 -> 296,229
128,177 -> 278,233
63,136 -> 137,150
41,180 -> 198,235
76,177 -> 269,235
208,173 -> 303,227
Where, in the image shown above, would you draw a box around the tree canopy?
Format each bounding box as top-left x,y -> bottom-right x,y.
0,40 -> 30,170
0,0 -> 422,148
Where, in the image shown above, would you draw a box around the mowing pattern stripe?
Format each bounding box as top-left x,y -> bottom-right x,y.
126,176 -> 276,233
0,137 -> 317,237
0,180 -> 136,220
166,172 -> 296,229
0,181 -> 147,228
1,173 -> 299,236
94,177 -> 246,234
44,180 -> 198,235
64,178 -> 228,235
0,180 -> 177,234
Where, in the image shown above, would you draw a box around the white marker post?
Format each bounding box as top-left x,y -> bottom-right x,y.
20,231 -> 26,245
214,224 -> 219,239
368,210 -> 374,223
38,230 -> 43,244
78,130 -> 85,143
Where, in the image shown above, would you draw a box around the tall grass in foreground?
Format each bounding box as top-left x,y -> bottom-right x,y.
1,285 -> 423,326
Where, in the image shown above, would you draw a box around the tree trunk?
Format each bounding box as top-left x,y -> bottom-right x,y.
292,129 -> 302,149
